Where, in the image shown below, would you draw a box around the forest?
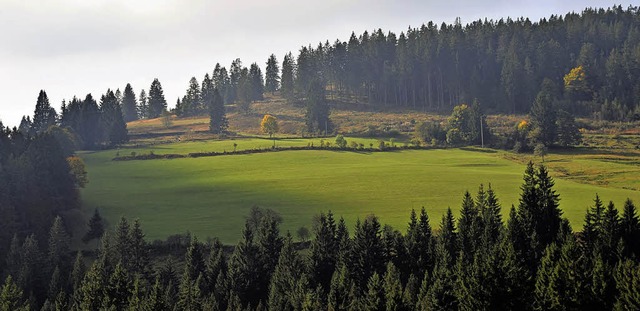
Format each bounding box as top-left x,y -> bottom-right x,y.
1,4 -> 640,311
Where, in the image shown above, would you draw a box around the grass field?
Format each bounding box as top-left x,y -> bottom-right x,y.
80,138 -> 640,243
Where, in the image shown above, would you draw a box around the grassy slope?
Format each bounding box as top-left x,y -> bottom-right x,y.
81,140 -> 640,243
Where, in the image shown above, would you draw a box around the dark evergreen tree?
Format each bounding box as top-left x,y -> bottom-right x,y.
281,52 -> 296,102
208,88 -> 227,134
265,54 -> 280,94
148,79 -> 167,118
121,83 -> 138,122
404,207 -> 433,279
309,211 -> 338,291
362,272 -> 384,311
82,209 -> 104,243
349,216 -> 385,293
529,79 -> 558,146
137,89 -> 148,119
99,89 -> 128,144
267,234 -> 304,311
621,199 -> 640,259
249,63 -> 265,101
32,90 -> 57,134
305,78 -> 331,134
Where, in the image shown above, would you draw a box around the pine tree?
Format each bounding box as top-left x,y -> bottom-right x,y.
350,216 -> 385,293
249,63 -> 265,101
148,79 -> 167,118
129,219 -> 149,278
613,259 -> 640,310
405,207 -> 433,278
127,276 -> 143,311
621,199 -> 640,258
458,191 -> 481,262
113,217 -> 132,271
181,77 -> 201,116
48,216 -> 70,276
281,52 -> 296,102
228,223 -> 260,307
70,251 -> 86,293
83,209 -> 104,243
327,264 -> 352,311
122,84 -> 138,122
257,215 -> 283,300
309,211 -> 338,292
78,258 -> 107,311
100,89 -> 128,144
137,89 -> 148,119
103,262 -> 132,310
208,88 -> 228,134
265,54 -> 280,94
145,276 -> 167,311
362,273 -> 384,311
304,78 -> 331,134
529,78 -> 558,146
383,262 -> 403,311
32,90 -> 57,134
268,234 -> 303,311
0,275 -> 29,311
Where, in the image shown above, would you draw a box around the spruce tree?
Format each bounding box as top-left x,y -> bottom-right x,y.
249,63 -> 265,101
48,216 -> 70,276
0,275 -> 29,311
621,199 -> 640,258
405,208 -> 433,278
383,262 -> 403,311
129,219 -> 149,278
137,89 -> 148,119
309,212 -> 338,292
613,259 -> 640,310
350,216 -> 385,293
208,88 -> 228,134
122,83 -> 138,122
458,191 -> 481,262
83,209 -> 104,243
281,52 -> 296,102
362,273 -> 384,311
529,78 -> 558,146
99,89 -> 128,144
148,79 -> 168,118
103,262 -> 132,310
265,54 -> 280,94
32,90 -> 57,134
268,234 -> 303,311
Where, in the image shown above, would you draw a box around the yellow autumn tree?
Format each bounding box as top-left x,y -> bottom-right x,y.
260,114 -> 279,139
67,156 -> 88,188
563,66 -> 590,99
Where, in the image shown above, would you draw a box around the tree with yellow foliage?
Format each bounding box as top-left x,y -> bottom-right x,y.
563,66 -> 590,100
261,114 -> 279,147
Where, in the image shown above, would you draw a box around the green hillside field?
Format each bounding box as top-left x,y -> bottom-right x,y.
79,137 -> 640,243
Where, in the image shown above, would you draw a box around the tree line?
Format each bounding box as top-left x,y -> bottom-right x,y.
2,162 -> 639,310
270,5 -> 640,120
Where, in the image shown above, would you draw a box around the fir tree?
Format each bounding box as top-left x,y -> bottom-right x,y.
100,89 -> 128,144
148,79 -> 168,118
362,273 -> 384,311
268,234 -> 303,311
137,89 -> 148,119
103,262 -> 132,310
208,88 -> 228,134
83,209 -> 104,243
621,199 -> 640,258
309,211 -> 338,292
122,83 -> 138,122
383,262 -> 403,311
0,275 -> 29,311
32,90 -> 57,134
281,52 -> 296,102
265,54 -> 280,94
405,207 -> 433,278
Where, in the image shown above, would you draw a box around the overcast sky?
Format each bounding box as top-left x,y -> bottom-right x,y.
0,0 -> 625,127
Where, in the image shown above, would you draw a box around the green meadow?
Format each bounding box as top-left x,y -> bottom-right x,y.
79,138 -> 640,243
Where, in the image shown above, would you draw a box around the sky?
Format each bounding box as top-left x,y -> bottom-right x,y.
0,0 -> 626,127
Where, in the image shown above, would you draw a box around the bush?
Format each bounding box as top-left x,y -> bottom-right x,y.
414,121 -> 446,144
335,135 -> 347,148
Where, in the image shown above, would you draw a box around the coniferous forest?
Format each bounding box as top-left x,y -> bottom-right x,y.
1,4 -> 640,311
